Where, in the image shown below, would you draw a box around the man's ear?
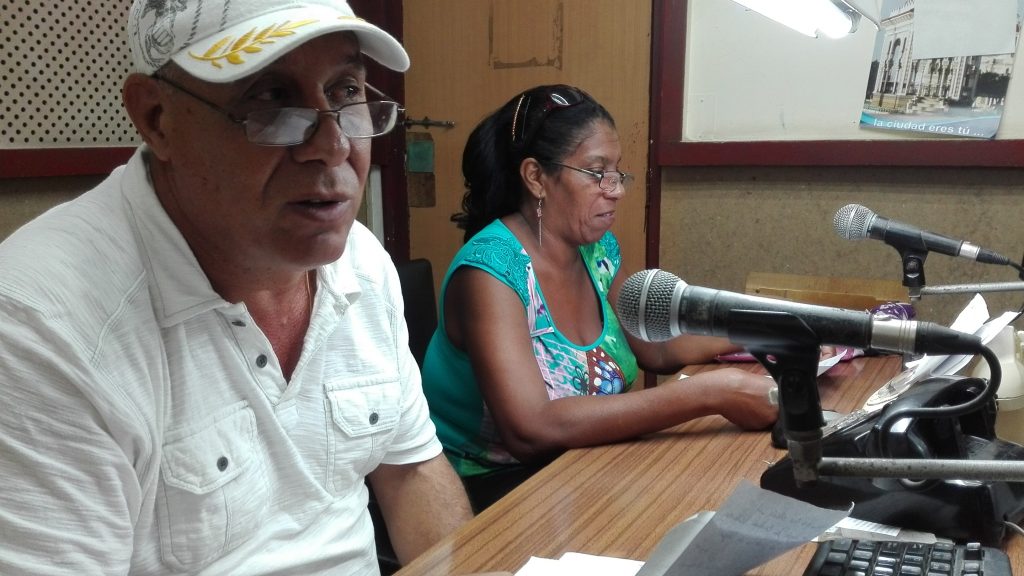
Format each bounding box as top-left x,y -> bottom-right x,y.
122,73 -> 172,161
519,157 -> 546,200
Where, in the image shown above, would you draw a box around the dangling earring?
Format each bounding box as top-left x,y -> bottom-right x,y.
536,197 -> 544,248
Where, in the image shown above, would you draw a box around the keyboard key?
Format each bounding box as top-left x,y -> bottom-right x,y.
802,539 -> 1013,576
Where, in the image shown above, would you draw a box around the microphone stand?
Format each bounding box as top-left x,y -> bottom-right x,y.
895,247 -> 927,295
731,312 -> 1024,486
895,246 -> 1024,300
730,310 -> 827,486
818,457 -> 1024,481
813,345 -> 1024,483
911,281 -> 1024,300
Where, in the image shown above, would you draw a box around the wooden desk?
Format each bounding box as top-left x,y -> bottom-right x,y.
397,356 -> 1024,575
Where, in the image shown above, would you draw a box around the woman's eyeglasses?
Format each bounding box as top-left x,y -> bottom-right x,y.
152,75 -> 402,146
550,162 -> 634,192
510,86 -> 584,147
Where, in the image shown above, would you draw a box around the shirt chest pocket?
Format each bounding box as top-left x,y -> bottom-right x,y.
326,374 -> 401,493
157,402 -> 269,573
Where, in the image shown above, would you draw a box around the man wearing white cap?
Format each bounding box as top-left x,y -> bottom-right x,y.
0,1 -> 472,574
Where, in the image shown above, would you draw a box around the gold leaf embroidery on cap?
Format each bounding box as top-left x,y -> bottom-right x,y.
189,19 -> 318,68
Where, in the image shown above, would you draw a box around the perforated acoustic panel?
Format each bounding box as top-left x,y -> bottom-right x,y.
1,0 -> 140,148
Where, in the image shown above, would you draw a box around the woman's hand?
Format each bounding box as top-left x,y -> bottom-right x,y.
675,368 -> 779,431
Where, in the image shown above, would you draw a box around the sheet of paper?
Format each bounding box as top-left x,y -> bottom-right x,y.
865,294 -> 986,406
906,293 -> 990,365
679,354 -> 842,381
638,480 -> 849,576
819,516 -> 942,545
911,0 -> 1017,59
559,553 -> 644,574
514,552 -> 643,576
816,352 -> 843,376
514,557 -> 563,576
832,516 -> 899,537
864,294 -> 1016,411
904,294 -> 1016,378
926,310 -> 1019,377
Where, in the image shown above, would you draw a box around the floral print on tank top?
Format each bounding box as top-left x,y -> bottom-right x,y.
522,237 -> 635,399
430,221 -> 639,476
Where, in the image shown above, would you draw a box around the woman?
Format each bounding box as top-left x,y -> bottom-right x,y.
420,85 -> 778,512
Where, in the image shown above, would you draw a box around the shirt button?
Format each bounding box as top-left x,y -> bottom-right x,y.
255,354 -> 268,368
231,320 -> 246,327
369,412 -> 379,425
217,456 -> 229,471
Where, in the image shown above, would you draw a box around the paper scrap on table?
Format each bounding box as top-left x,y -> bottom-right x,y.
637,480 -> 849,576
820,516 -> 942,545
514,556 -> 562,576
715,349 -> 853,376
815,352 -> 843,376
902,294 -> 1016,383
514,552 -> 643,576
678,354 -> 841,382
515,482 -> 848,576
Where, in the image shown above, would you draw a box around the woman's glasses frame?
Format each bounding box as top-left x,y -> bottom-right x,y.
548,162 -> 634,192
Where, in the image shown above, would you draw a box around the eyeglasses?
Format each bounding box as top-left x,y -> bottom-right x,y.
510,86 -> 585,147
550,162 -> 634,192
152,75 -> 402,146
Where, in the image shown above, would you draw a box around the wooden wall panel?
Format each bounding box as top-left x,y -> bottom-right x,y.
403,0 -> 652,291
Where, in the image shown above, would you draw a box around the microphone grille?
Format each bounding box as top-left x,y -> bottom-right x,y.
617,271 -> 648,338
833,203 -> 874,240
617,269 -> 682,342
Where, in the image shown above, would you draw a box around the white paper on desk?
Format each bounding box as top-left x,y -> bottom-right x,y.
819,516 -> 940,545
560,553 -> 643,575
677,354 -> 841,381
514,552 -> 642,576
904,293 -> 990,377
863,295 -> 1014,411
905,294 -> 1017,378
927,311 -> 1017,377
636,480 -> 849,576
816,353 -> 843,376
514,556 -> 562,576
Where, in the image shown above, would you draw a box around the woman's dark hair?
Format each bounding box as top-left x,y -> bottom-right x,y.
451,85 -> 614,242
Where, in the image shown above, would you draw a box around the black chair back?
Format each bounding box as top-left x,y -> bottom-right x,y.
394,258 -> 437,367
372,257 -> 437,575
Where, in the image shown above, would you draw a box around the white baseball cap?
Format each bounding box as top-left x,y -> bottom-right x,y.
128,0 -> 410,83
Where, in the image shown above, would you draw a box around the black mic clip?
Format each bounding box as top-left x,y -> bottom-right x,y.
894,247 -> 928,299
727,309 -> 825,486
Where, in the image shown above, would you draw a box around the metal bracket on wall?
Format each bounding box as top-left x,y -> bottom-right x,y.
404,117 -> 456,129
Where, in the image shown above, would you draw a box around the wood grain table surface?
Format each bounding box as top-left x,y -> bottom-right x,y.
396,355 -> 1024,575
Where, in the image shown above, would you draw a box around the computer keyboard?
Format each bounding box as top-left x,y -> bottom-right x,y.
802,538 -> 1012,576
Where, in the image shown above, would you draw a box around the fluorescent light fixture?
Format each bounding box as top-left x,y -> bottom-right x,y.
730,0 -> 866,38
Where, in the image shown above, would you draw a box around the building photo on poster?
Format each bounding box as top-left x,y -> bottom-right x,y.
861,0 -> 1023,139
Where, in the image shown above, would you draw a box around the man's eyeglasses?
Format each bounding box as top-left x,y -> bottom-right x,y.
510,86 -> 585,147
152,75 -> 402,146
550,162 -> 634,192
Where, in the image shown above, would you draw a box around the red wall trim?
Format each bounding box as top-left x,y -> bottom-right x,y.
656,139 -> 1024,167
647,0 -> 684,270
0,148 -> 136,179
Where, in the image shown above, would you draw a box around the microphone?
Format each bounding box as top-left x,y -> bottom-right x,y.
616,269 -> 982,356
833,204 -> 1011,266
